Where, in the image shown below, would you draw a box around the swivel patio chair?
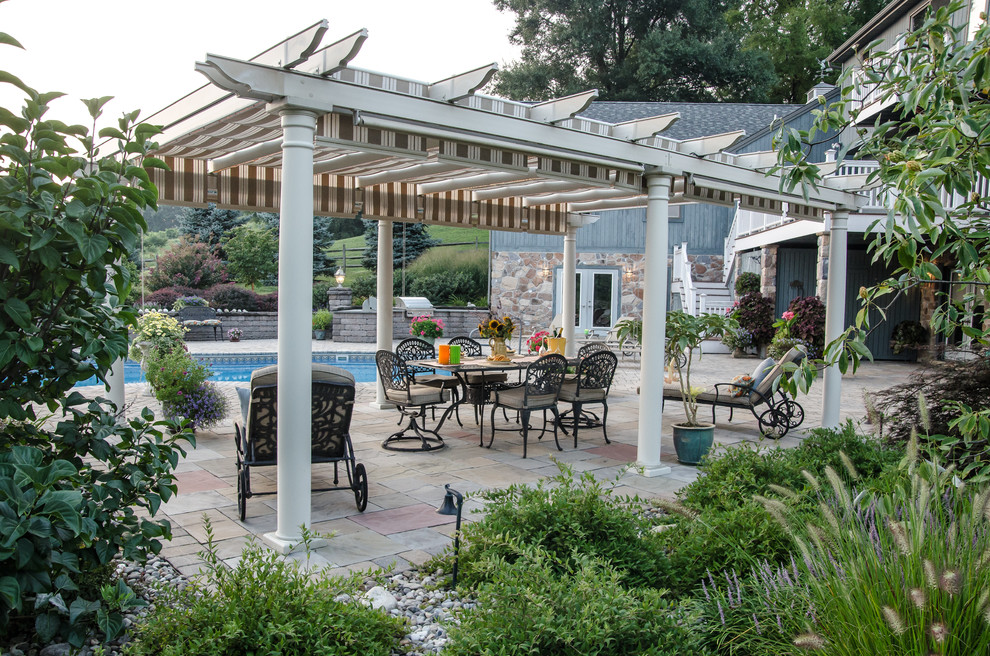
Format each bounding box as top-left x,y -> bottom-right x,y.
376,349 -> 447,452
558,349 -> 618,447
233,364 -> 368,521
487,353 -> 567,458
396,337 -> 461,423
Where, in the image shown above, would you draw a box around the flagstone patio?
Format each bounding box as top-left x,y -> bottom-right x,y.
83,339 -> 919,579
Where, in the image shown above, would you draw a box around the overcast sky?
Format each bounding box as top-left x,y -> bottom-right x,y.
0,0 -> 521,127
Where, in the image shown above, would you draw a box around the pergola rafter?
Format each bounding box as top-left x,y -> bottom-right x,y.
139,23 -> 866,553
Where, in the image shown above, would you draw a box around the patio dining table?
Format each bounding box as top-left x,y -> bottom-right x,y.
407,354 -> 574,445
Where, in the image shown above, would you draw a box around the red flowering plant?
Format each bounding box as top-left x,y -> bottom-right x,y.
527,330 -> 551,353
410,314 -> 444,339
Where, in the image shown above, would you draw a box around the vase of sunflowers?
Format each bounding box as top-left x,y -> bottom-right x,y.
478,314 -> 515,361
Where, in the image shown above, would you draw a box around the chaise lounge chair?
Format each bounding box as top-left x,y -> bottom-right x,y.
234,363 -> 368,520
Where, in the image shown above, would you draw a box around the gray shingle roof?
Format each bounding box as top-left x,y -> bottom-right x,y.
579,101 -> 796,141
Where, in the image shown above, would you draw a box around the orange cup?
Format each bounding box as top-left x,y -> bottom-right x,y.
438,344 -> 450,365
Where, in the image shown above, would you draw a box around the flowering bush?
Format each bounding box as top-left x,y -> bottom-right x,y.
162,382 -> 229,430
410,314 -> 444,339
722,328 -> 755,351
144,346 -> 228,430
227,328 -> 243,340
146,239 -> 228,291
527,330 -> 551,353
206,284 -> 260,311
130,312 -> 186,360
478,314 -> 515,340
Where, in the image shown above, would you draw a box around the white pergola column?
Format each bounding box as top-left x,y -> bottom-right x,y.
265,108 -> 317,554
106,358 -> 125,419
821,210 -> 849,428
373,219 -> 395,408
561,224 -> 577,357
637,173 -> 673,477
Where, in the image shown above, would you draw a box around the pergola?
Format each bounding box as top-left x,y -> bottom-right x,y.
140,22 -> 865,552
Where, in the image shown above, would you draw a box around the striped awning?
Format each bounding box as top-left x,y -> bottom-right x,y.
145,21 -> 864,234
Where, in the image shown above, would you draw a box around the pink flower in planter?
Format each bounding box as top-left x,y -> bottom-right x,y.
782,311 -> 795,321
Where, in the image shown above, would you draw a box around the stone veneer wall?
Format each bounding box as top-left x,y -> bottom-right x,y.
760,244 -> 778,304
184,311 -> 278,341
687,254 -> 725,283
491,251 -> 646,330
332,308 -> 490,343
815,233 -> 830,301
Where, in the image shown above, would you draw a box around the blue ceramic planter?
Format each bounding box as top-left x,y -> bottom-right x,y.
672,423 -> 715,465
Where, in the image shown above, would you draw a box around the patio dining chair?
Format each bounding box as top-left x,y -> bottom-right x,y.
557,349 -> 618,447
487,353 -> 567,458
447,335 -> 508,423
233,364 -> 368,521
396,337 -> 461,422
376,349 -> 447,452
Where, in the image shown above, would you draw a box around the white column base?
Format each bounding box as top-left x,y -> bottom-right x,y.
369,401 -> 396,410
262,533 -> 328,555
636,463 -> 673,478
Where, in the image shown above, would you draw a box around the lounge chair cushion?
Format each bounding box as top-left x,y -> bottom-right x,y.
749,357 -> 777,389
237,386 -> 250,425
662,385 -> 752,406
557,380 -> 607,402
250,363 -> 355,389
492,386 -> 557,410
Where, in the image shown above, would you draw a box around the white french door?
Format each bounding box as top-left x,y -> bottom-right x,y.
555,268 -> 620,334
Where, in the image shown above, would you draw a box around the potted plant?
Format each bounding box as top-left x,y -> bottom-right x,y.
721,327 -> 755,357
526,329 -> 551,354
312,309 -> 332,340
409,314 -> 444,346
227,328 -> 243,343
665,310 -> 737,464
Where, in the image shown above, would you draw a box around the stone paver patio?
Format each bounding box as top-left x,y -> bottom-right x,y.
81,339 -> 919,578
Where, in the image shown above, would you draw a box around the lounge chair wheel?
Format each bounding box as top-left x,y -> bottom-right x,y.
237,467 -> 248,521
353,463 -> 368,512
758,407 -> 788,439
784,400 -> 805,429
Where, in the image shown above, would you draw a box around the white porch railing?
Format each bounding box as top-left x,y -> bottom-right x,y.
723,205 -> 738,284
698,294 -> 735,316
672,242 -> 696,314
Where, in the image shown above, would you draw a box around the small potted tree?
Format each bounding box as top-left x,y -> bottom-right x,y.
312,309 -> 332,340
665,310 -> 737,464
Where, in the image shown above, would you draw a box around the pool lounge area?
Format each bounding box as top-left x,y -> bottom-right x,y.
75,337 -> 921,579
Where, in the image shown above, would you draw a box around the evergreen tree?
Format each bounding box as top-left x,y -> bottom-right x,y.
179,204 -> 246,258
251,212 -> 337,277
361,220 -> 440,272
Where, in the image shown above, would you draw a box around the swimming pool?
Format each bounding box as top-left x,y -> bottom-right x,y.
74,352 -> 379,387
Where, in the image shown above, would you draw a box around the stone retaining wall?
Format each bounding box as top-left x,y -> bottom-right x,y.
183,311 -> 278,341
332,308 -> 490,343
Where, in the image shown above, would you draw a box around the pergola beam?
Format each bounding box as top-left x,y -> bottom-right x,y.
302,28 -> 369,76
676,130 -> 746,157
473,179 -> 586,202
428,64 -> 498,103
210,138 -> 283,173
417,169 -> 537,195
524,187 -> 636,207
357,161 -> 465,187
528,90 -> 599,124
611,113 -> 680,141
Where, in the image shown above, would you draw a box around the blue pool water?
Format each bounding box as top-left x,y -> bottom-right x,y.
74,352 -> 379,387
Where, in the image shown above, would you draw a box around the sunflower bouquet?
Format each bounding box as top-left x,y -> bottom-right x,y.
478,314 -> 515,340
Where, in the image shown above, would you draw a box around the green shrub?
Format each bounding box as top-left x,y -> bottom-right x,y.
657,501 -> 800,599
127,526 -> 406,656
313,280 -> 333,308
0,65 -> 191,644
146,239 -> 228,291
734,272 -> 761,297
445,547 -> 706,656
679,422 -> 901,512
312,309 -> 332,330
451,466 -> 670,590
